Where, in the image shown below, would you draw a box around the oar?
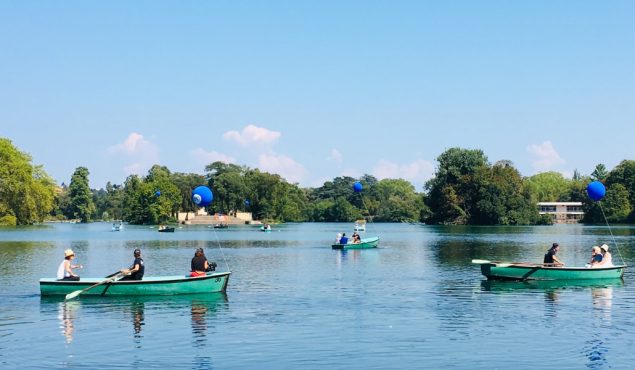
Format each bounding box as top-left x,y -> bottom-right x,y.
104,270 -> 123,278
65,272 -> 125,300
471,259 -> 516,267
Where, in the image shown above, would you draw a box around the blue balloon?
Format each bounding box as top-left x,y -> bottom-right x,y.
586,181 -> 606,201
192,186 -> 213,206
353,181 -> 363,193
155,191 -> 161,196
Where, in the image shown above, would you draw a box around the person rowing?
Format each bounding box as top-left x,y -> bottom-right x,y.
543,243 -> 564,267
120,248 -> 145,280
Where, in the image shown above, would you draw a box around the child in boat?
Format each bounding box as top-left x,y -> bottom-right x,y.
589,246 -> 603,267
57,249 -> 83,281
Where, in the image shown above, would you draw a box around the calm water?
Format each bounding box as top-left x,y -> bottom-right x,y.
1,222 -> 635,369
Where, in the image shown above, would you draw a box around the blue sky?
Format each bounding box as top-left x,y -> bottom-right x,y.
1,1 -> 634,190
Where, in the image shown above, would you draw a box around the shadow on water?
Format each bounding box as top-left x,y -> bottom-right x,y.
40,293 -> 228,345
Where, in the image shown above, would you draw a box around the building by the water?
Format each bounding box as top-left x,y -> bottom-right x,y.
538,202 -> 584,224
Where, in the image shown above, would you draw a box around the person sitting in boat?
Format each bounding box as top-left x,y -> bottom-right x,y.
543,243 -> 564,267
120,248 -> 145,280
595,244 -> 613,267
190,248 -> 217,277
335,233 -> 342,244
589,246 -> 603,267
339,233 -> 349,244
57,249 -> 83,281
352,232 -> 361,244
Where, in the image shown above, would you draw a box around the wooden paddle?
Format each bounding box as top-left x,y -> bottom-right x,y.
65,272 -> 125,300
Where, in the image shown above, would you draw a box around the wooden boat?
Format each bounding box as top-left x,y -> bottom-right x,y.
472,259 -> 626,281
332,236 -> 380,250
40,271 -> 231,296
158,226 -> 175,233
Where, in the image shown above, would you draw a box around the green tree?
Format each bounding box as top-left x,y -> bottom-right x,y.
605,160 -> 635,222
524,172 -> 571,203
591,164 -> 609,181
425,148 -> 489,224
373,179 -> 421,222
0,138 -> 56,225
67,167 -> 95,223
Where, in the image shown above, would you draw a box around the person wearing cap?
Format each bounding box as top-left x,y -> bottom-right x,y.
190,248 -> 217,277
596,244 -> 613,267
57,249 -> 83,281
543,243 -> 564,267
120,249 -> 145,280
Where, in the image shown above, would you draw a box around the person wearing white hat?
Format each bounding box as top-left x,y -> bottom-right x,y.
56,249 -> 83,281
596,244 -> 613,267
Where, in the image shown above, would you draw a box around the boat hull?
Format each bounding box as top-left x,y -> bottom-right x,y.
479,263 -> 625,281
40,271 -> 230,296
332,236 -> 380,250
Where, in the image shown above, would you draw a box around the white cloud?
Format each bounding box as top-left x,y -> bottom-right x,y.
258,153 -> 307,184
223,124 -> 281,146
190,148 -> 236,166
327,149 -> 343,165
107,133 -> 159,176
527,141 -> 566,172
372,159 -> 435,185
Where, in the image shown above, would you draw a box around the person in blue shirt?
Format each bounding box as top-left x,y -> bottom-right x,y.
339,233 -> 349,244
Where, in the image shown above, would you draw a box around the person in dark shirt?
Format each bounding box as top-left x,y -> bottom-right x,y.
339,233 -> 349,245
543,243 -> 564,267
120,248 -> 145,280
190,248 -> 217,277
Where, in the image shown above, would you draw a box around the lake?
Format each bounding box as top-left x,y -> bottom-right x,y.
1,222 -> 635,369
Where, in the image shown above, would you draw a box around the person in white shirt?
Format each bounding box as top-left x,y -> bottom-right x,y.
57,249 -> 82,281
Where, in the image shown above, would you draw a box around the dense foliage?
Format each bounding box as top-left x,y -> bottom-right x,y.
3,138 -> 635,225
0,138 -> 56,225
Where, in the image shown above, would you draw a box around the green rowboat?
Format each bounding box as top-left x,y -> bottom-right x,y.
332,236 -> 380,250
40,271 -> 230,296
473,260 -> 625,281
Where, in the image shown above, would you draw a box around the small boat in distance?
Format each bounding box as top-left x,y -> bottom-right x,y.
472,259 -> 626,281
112,221 -> 123,231
40,271 -> 231,296
332,236 -> 380,250
354,219 -> 366,232
261,223 -> 272,232
158,225 -> 175,233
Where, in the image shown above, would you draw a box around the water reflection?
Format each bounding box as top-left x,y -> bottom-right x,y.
129,301 -> 145,337
43,293 -> 228,345
57,300 -> 80,343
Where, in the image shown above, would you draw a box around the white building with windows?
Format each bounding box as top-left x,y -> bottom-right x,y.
538,202 -> 584,224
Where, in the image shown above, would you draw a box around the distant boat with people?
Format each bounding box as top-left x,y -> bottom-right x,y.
332,236 -> 379,250
158,225 -> 175,233
354,219 -> 366,232
112,221 -> 123,231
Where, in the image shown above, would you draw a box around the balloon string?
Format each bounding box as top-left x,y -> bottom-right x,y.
359,194 -> 374,233
210,227 -> 231,272
598,202 -> 625,265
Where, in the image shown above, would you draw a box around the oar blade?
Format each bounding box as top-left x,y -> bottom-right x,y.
65,290 -> 81,300
471,259 -> 491,264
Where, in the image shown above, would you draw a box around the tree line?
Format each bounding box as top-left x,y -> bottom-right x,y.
2,137 -> 634,226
